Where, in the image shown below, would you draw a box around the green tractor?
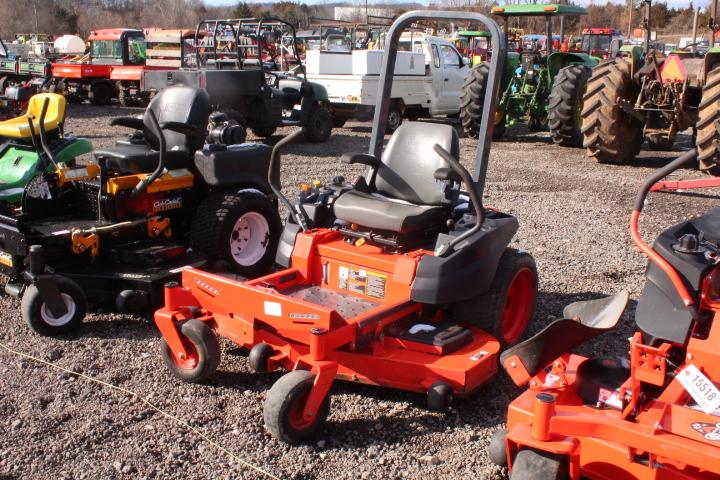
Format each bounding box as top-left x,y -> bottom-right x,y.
582,0 -> 720,172
452,30 -> 492,67
460,4 -> 599,146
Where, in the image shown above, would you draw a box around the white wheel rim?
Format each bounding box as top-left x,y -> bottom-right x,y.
229,212 -> 270,266
40,293 -> 76,327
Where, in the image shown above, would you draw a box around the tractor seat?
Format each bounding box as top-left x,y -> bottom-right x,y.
93,143 -> 192,175
333,122 -> 459,235
95,86 -> 210,175
0,93 -> 66,139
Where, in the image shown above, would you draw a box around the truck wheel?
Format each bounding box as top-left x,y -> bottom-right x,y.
90,83 -> 113,106
190,190 -> 281,278
303,103 -> 332,143
697,65 -> 720,174
251,127 -> 276,138
21,276 -> 87,336
386,102 -> 403,133
510,449 -> 568,480
548,65 -> 592,147
264,370 -> 331,444
160,319 -> 220,383
451,248 -> 537,348
581,58 -> 642,164
460,62 -> 505,139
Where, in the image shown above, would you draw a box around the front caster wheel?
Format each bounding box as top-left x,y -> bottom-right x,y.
248,342 -> 273,372
510,449 -> 568,480
160,319 -> 220,383
488,428 -> 508,467
264,370 -> 331,444
21,276 -> 87,336
427,381 -> 453,412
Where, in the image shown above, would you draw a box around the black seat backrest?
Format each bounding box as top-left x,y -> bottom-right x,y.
143,86 -> 210,154
375,122 -> 460,206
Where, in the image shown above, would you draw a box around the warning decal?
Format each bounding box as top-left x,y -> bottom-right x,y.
337,265 -> 386,299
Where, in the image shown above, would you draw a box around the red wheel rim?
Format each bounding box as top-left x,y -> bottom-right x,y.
288,392 -> 314,430
501,268 -> 535,344
171,339 -> 199,370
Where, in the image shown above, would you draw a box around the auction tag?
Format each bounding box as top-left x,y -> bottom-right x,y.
677,364 -> 720,415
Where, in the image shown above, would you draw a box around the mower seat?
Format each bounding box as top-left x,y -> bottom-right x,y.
333,122 -> 459,235
95,86 -> 210,175
0,93 -> 66,139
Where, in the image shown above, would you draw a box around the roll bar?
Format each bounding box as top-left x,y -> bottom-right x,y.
368,10 -> 506,199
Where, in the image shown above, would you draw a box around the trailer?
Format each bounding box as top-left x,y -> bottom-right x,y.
306,33 -> 468,130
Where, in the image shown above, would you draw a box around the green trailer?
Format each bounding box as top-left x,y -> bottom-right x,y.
460,4 -> 599,146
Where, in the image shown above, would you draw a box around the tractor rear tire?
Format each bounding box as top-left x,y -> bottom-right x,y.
160,319 -> 220,383
303,103 -> 333,143
697,65 -> 720,174
548,65 -> 592,147
581,58 -> 642,164
510,449 -> 568,480
190,191 -> 281,278
264,370 -> 331,444
451,248 -> 537,348
460,62 -> 505,139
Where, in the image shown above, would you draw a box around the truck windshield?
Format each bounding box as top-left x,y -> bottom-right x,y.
581,34 -> 610,53
92,40 -> 122,58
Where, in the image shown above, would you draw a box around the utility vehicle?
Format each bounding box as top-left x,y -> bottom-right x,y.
460,4 -> 599,146
141,18 -> 333,143
0,87 -> 281,335
490,148 -> 720,480
154,10 -> 539,444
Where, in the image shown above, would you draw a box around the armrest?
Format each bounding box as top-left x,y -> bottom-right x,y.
341,152 -> 380,167
109,116 -> 143,130
160,121 -> 205,138
434,167 -> 461,183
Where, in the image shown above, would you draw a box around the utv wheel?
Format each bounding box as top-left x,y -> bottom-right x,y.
697,65 -> 720,173
488,429 -> 508,467
386,102 -> 403,133
510,449 -> 568,480
21,276 -> 87,336
248,342 -> 273,373
548,65 -> 592,147
581,58 -> 642,164
451,249 -> 537,348
427,381 -> 453,412
90,82 -> 113,106
264,370 -> 331,444
460,62 -> 505,139
160,319 -> 220,383
190,191 -> 281,278
303,103 -> 333,143
251,126 -> 276,138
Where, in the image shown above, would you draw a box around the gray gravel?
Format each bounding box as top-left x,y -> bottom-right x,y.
0,105 -> 716,479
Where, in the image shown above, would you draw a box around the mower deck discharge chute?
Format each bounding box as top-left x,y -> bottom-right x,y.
0,86 -> 282,336
155,10 -> 539,444
491,148 -> 720,479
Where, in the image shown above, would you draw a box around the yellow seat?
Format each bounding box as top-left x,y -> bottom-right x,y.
0,93 -> 67,139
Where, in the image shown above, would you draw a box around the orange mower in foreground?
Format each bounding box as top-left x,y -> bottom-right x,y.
490,148 -> 720,479
154,10 -> 538,444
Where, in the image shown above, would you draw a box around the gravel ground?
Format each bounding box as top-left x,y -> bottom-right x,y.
0,105 -> 716,480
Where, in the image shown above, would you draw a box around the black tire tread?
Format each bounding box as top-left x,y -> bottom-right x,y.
697,66 -> 720,173
460,62 -> 504,138
548,65 -> 592,147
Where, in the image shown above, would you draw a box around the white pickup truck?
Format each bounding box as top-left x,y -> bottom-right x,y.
305,34 -> 469,130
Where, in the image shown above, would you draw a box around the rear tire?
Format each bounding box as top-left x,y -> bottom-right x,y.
451,248 -> 537,348
460,62 -> 505,139
510,449 -> 568,480
697,65 -> 720,173
160,319 -> 220,383
21,276 -> 87,336
303,103 -> 332,143
190,191 -> 281,278
581,58 -> 642,164
548,65 -> 592,147
264,370 -> 331,444
386,102 -> 403,133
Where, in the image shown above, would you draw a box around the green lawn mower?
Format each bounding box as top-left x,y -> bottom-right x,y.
460,4 -> 599,146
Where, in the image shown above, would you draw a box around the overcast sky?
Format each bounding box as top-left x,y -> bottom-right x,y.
204,0 -> 709,11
